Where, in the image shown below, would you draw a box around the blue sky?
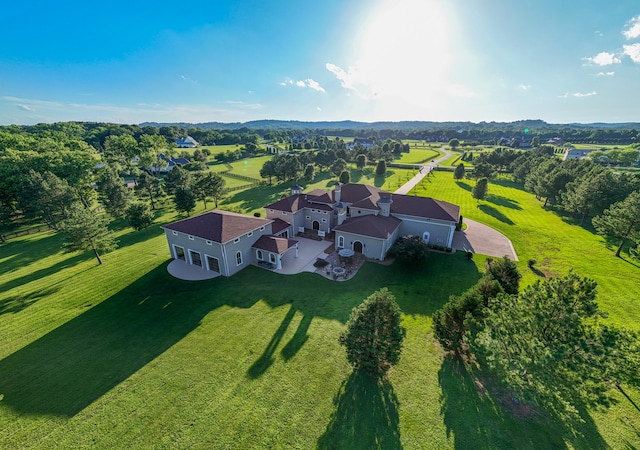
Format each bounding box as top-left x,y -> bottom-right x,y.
1,0 -> 639,125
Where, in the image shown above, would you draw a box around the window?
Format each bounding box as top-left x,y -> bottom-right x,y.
174,245 -> 186,261
206,240 -> 212,245
206,255 -> 220,273
172,231 -> 178,236
247,232 -> 253,237
260,226 -> 265,231
282,211 -> 288,215
234,237 -> 240,243
269,253 -> 276,263
338,236 -> 344,248
189,250 -> 202,267
306,216 -> 311,219
188,235 -> 194,240
322,218 -> 327,222
236,251 -> 243,265
257,250 -> 263,260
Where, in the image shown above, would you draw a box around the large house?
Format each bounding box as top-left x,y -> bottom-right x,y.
162,183 -> 460,276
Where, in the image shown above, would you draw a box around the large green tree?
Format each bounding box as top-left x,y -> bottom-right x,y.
593,190 -> 640,257
194,171 -> 226,209
96,167 -> 132,219
59,205 -> 118,265
472,177 -> 489,202
126,202 -> 154,231
339,288 -> 406,378
18,170 -> 76,229
173,186 -> 196,216
471,272 -> 640,419
453,163 -> 465,180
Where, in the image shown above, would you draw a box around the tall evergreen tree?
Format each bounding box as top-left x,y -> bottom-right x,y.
59,204 -> 118,265
339,288 -> 406,378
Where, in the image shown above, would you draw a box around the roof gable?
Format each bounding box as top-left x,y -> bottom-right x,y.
334,215 -> 401,239
162,210 -> 271,243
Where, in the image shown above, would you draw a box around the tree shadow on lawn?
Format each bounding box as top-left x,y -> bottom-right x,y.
478,204 -> 515,225
0,286 -> 60,316
317,371 -> 401,450
0,252 -> 93,294
486,194 -> 522,210
456,181 -> 472,192
439,357 -> 609,449
0,231 -> 65,276
0,252 -> 483,418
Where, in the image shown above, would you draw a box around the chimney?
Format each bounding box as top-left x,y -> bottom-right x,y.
377,194 -> 393,217
334,182 -> 342,203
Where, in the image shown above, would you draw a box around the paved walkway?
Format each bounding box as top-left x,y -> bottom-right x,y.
394,148 -> 451,194
452,218 -> 518,260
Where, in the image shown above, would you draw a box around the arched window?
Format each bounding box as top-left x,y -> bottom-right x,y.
257,250 -> 263,260
338,235 -> 344,248
236,251 -> 243,265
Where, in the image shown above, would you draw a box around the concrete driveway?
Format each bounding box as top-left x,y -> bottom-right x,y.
452,218 -> 518,260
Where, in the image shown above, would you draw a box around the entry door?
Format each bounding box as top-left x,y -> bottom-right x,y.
353,241 -> 363,253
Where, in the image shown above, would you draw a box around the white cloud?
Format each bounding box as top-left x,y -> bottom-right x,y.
574,91 -> 597,97
594,30 -> 604,37
623,16 -> 640,39
279,78 -> 325,92
316,106 -> 322,111
518,84 -> 531,91
558,91 -> 598,98
305,78 -> 325,92
180,74 -> 198,85
595,71 -> 615,76
325,63 -> 374,99
585,52 -> 622,66
623,43 -> 640,63
17,104 -> 33,111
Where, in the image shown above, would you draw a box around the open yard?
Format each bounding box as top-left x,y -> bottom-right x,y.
1,171 -> 639,448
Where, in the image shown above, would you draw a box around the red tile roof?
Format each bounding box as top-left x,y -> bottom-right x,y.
270,218 -> 290,235
390,195 -> 460,222
264,194 -> 307,213
334,215 -> 402,239
162,210 -> 272,243
252,236 -> 298,254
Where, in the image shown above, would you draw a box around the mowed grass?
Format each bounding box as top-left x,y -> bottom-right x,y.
413,172 -> 640,330
394,146 -> 442,164
1,174 -> 640,448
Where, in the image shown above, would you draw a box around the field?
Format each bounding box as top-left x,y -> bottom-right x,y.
1,170 -> 639,448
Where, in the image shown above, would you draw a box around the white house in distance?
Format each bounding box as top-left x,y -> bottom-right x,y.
563,148 -> 595,160
161,183 -> 460,276
175,136 -> 200,148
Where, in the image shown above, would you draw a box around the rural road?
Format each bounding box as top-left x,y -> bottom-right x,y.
394,147 -> 452,194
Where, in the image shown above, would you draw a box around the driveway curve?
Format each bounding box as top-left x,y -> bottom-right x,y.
452,218 -> 518,260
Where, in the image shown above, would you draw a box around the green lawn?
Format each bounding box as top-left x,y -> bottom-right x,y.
1,172 -> 640,448
394,146 -> 442,164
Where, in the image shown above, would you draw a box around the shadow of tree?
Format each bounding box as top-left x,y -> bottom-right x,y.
486,194 -> 522,210
247,306 -> 297,378
0,251 -> 482,418
317,371 -> 402,450
438,356 -> 610,449
0,252 -> 91,293
281,314 -> 312,361
478,204 -> 515,225
456,181 -> 472,192
0,286 -> 60,315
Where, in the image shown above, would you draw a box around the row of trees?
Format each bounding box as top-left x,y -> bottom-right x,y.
433,258 -> 640,419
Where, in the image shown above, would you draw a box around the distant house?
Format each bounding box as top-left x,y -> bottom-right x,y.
563,148 -> 594,160
547,137 -> 566,146
175,136 -> 199,148
162,183 -> 460,276
150,153 -> 191,173
347,138 -> 376,150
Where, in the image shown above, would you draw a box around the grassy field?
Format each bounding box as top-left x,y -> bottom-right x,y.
394,146 -> 442,164
1,171 -> 640,448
